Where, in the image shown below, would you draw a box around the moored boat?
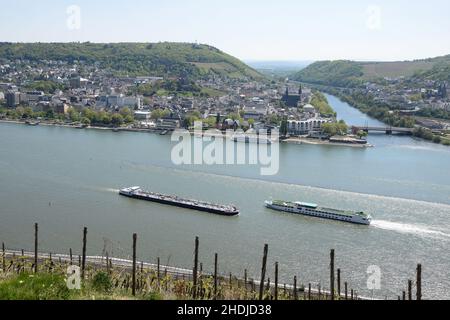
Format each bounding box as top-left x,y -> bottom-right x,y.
25,120 -> 40,126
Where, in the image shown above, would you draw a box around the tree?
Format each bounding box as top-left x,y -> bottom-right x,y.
81,117 -> 91,126
433,136 -> 442,144
151,108 -> 169,120
322,123 -> 338,136
111,113 -> 124,127
267,114 -> 280,125
357,130 -> 368,139
216,113 -> 221,125
204,117 -> 217,128
45,108 -> 55,119
229,113 -> 241,121
322,121 -> 348,136
119,107 -> 132,118
68,108 -> 80,122
23,107 -> 34,119
15,106 -> 25,118
337,120 -> 348,135
280,118 -> 288,137
124,115 -> 134,124
184,115 -> 200,127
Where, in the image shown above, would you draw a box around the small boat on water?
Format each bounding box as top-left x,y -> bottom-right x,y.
120,187 -> 239,216
265,200 -> 372,225
25,120 -> 40,126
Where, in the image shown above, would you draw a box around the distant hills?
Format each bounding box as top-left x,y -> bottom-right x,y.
0,42 -> 262,80
292,55 -> 450,87
246,60 -> 312,78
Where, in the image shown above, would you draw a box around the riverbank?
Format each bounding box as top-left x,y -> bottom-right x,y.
0,119 -> 364,147
282,136 -> 373,148
0,118 -> 159,133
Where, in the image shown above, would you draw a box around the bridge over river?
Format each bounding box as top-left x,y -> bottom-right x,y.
351,125 -> 414,135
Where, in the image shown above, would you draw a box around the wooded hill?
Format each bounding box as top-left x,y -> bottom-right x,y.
0,42 -> 263,80
292,55 -> 450,87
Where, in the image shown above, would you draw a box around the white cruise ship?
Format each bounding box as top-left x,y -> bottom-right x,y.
265,200 -> 372,225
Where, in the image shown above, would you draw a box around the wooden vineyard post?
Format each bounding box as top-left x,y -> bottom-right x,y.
408,280 -> 412,301
157,257 -> 160,286
193,236 -> 199,299
214,253 -> 218,300
345,282 -> 348,300
106,251 -> 110,274
337,268 -> 341,299
330,249 -> 335,300
259,244 -> 268,300
274,262 -> 279,300
2,242 -> 5,273
308,283 -> 311,300
81,227 -> 87,279
34,223 -> 38,273
416,264 -> 422,301
132,233 -> 137,296
293,276 -> 298,300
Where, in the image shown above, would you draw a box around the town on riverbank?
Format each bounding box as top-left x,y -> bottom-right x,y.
291,58 -> 450,147
0,53 -> 372,148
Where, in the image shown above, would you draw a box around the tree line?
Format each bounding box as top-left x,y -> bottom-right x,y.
0,106 -> 135,127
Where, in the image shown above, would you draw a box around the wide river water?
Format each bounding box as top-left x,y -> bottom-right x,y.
1,94 -> 450,299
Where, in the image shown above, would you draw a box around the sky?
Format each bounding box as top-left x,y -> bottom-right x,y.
1,0 -> 450,62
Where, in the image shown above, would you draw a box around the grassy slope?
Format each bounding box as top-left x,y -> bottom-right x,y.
0,42 -> 263,80
0,257 -> 297,301
361,60 -> 435,79
292,55 -> 450,86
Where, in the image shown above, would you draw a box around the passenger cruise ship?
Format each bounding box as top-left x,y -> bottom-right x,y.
265,200 -> 372,225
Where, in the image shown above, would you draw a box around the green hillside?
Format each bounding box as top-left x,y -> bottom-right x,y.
0,42 -> 262,80
292,55 -> 450,87
291,60 -> 364,87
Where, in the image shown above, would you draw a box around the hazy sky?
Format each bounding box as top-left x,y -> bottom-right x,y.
1,0 -> 450,61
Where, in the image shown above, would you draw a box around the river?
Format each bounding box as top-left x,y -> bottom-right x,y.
0,95 -> 449,299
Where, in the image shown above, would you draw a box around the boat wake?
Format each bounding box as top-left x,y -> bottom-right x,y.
91,187 -> 120,194
371,220 -> 450,240
387,144 -> 450,154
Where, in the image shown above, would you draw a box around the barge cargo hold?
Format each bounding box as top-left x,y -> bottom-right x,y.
120,187 -> 239,216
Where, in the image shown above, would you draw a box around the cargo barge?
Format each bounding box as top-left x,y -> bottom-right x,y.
120,187 -> 239,216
